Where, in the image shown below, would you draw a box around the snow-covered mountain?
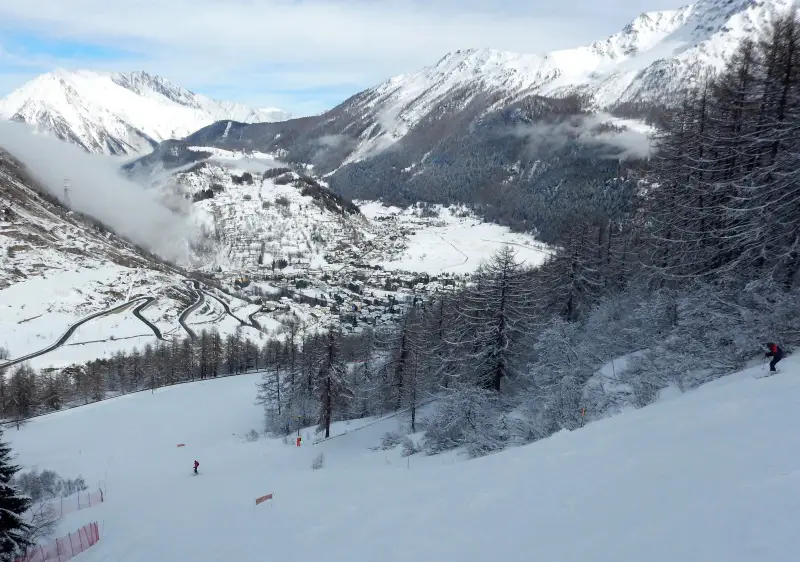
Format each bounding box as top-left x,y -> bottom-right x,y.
329,0 -> 787,155
170,0 -> 788,160
0,70 -> 291,155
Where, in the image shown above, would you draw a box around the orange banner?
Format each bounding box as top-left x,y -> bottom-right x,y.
255,493 -> 273,505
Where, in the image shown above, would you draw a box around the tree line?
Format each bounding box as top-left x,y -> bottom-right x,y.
0,328 -> 268,426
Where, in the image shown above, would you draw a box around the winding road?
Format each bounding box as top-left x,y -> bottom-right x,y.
178,280 -> 205,340
1,278 -> 266,371
0,296 -> 164,371
202,290 -> 248,326
132,298 -> 165,340
177,280 -> 263,338
247,310 -> 261,330
434,232 -> 469,272
479,238 -> 556,257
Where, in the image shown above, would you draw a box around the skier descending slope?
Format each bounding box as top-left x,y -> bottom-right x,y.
765,343 -> 784,373
193,460 -> 199,475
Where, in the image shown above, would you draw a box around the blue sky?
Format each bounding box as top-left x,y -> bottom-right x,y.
0,0 -> 687,116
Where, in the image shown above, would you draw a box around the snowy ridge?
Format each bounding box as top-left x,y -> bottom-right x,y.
341,0 -> 791,159
0,70 -> 290,155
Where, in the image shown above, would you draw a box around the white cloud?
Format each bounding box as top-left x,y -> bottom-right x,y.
0,0 -> 689,114
0,121 -> 195,262
512,112 -> 655,160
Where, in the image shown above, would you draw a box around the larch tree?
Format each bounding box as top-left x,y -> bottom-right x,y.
450,246 -> 536,391
316,327 -> 352,439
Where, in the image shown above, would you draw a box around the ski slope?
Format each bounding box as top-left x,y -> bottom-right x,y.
7,359 -> 800,562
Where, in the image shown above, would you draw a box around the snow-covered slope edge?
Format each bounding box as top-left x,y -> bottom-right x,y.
7,357 -> 799,562
0,70 -> 291,155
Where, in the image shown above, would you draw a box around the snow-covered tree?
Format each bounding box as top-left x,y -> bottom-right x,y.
0,429 -> 32,561
316,327 -> 352,439
449,246 -> 535,391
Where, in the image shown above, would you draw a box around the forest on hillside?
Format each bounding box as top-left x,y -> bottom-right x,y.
257,12 -> 800,455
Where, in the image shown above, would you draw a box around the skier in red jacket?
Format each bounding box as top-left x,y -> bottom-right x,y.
193,460 -> 199,475
765,342 -> 783,372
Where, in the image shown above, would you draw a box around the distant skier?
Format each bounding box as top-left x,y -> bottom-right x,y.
193,460 -> 199,475
765,342 -> 784,372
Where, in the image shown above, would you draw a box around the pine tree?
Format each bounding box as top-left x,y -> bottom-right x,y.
257,340 -> 290,434
424,292 -> 459,388
198,331 -> 211,380
179,337 -> 196,381
402,305 -> 432,431
0,429 -> 31,561
129,347 -> 142,389
298,332 -> 323,429
142,344 -> 157,393
38,373 -> 63,412
646,79 -> 722,281
734,14 -> 800,286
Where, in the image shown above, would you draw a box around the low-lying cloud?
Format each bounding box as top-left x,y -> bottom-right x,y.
0,121 -> 195,262
512,112 -> 654,160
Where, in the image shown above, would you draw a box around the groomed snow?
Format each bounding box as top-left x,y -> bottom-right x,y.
7,357 -> 799,562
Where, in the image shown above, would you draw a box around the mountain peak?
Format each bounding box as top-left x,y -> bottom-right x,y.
0,69 -> 291,155
378,0 -> 791,115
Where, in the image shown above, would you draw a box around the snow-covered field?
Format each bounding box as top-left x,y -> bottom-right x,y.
0,265 -> 166,360
23,308 -> 161,371
358,202 -> 551,274
7,357 -> 799,562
